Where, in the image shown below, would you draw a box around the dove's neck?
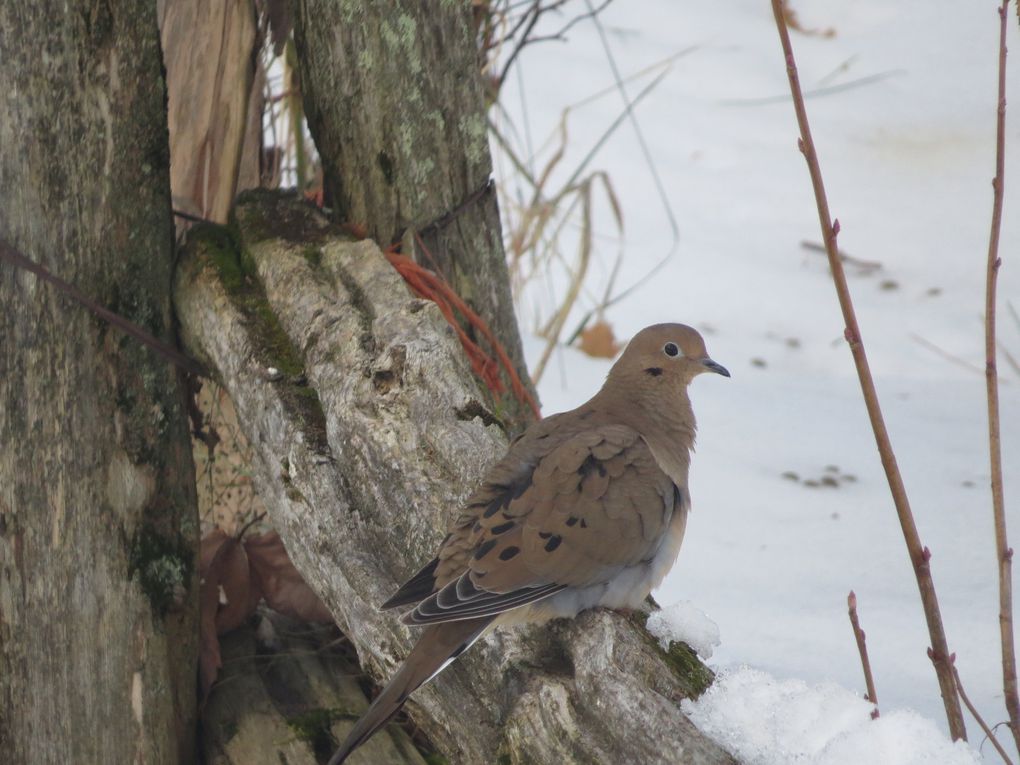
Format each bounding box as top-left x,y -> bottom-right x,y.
589,382 -> 696,486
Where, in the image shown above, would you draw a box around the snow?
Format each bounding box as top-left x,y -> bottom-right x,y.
646,600 -> 721,659
683,666 -> 980,765
496,1 -> 1020,762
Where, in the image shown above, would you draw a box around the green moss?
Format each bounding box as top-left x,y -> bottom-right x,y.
248,299 -> 304,378
628,608 -> 714,698
662,640 -> 714,697
187,221 -> 329,454
627,608 -> 650,629
129,525 -> 191,615
423,753 -> 450,765
301,246 -> 323,269
232,189 -> 339,246
192,222 -> 245,289
286,708 -> 340,757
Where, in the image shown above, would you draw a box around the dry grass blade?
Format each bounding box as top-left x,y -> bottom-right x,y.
494,47 -> 681,367
768,0 -> 967,740
531,178 -> 594,383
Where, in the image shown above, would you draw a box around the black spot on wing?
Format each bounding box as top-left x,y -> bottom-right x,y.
490,520 -> 515,535
474,539 -> 498,560
544,535 -> 562,552
479,469 -> 534,518
577,454 -> 607,478
499,546 -> 520,561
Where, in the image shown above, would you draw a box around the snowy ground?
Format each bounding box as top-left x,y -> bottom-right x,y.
494,1 -> 1020,762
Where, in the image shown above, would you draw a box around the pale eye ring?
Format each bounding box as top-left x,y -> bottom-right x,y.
663,342 -> 680,357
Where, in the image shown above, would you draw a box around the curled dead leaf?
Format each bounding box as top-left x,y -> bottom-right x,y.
577,321 -> 621,359
245,531 -> 333,624
198,527 -> 333,698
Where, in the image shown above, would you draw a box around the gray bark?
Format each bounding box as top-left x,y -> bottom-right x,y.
0,3 -> 199,764
203,608 -> 426,765
174,191 -> 737,765
293,0 -> 536,431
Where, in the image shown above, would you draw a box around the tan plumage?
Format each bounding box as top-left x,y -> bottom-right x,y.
330,324 -> 728,764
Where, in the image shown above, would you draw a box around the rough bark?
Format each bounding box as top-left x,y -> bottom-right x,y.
292,0 -> 535,430
0,3 -> 199,764
174,191 -> 737,765
202,608 -> 426,765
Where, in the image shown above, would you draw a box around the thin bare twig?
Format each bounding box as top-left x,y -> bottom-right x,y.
847,591 -> 880,718
0,238 -> 207,378
953,664 -> 1015,764
494,0 -> 614,90
768,0 -> 967,740
986,0 -> 1020,753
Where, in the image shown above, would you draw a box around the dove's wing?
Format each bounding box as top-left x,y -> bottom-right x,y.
394,423 -> 678,626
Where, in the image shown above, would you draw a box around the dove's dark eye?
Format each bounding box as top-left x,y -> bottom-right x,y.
663,342 -> 679,357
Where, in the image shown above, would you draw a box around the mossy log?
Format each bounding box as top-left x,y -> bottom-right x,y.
173,191 -> 736,765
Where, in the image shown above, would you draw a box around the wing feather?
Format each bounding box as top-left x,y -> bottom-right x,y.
399,423 -> 678,625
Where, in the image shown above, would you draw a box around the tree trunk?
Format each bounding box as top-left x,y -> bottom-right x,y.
292,0 -> 536,431
0,4 -> 199,763
174,191 -> 736,765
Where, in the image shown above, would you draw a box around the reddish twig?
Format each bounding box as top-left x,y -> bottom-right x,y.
953,663 -> 1015,765
384,245 -> 541,420
986,0 -> 1020,753
847,591 -> 880,718
769,0 -> 967,740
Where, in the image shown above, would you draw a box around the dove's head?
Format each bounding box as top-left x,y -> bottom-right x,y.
610,323 -> 730,388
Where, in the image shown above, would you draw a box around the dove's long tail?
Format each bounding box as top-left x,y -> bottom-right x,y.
328,615 -> 495,765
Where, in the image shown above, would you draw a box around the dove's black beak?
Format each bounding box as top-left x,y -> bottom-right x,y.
701,358 -> 730,377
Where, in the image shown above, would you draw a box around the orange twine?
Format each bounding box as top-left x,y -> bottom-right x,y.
383,243 -> 540,421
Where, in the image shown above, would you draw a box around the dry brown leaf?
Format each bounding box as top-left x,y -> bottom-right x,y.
198,527 -> 333,697
782,0 -> 836,38
198,529 -> 262,697
245,531 -> 333,624
578,321 -> 621,359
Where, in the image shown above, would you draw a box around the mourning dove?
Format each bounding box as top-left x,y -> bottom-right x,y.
330,323 -> 728,764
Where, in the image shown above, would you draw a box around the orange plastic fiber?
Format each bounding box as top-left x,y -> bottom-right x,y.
384,243 -> 540,420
